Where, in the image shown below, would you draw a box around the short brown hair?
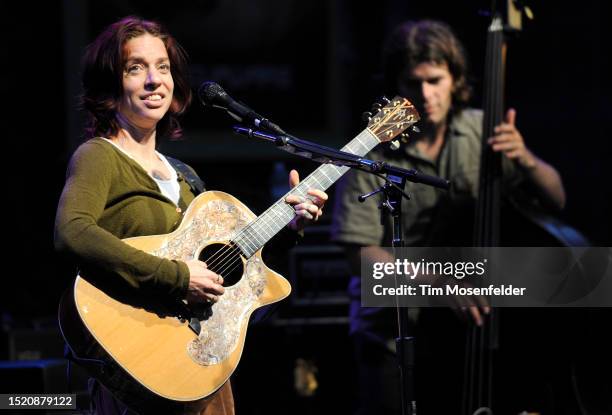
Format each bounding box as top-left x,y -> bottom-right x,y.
81,16 -> 192,140
383,20 -> 471,110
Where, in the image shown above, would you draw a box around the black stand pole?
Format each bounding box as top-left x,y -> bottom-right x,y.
361,174 -> 417,415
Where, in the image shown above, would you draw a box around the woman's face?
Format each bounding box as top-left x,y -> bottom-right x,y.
118,33 -> 174,131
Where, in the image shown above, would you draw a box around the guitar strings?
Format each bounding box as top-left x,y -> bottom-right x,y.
199,184 -> 305,272
209,166 -> 359,279
206,189 -> 302,268
203,164 -> 333,275
209,158 -> 363,278
204,135 -> 378,277
212,187 -> 316,277
201,182 -> 312,277
193,130 -> 385,283
203,171 -> 338,280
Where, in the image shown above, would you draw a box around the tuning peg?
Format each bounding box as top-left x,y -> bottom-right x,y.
411,125 -> 421,133
381,96 -> 391,104
361,111 -> 373,122
400,133 -> 410,143
371,103 -> 383,112
513,0 -> 534,20
389,140 -> 400,150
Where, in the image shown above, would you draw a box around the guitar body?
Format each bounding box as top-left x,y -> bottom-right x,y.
59,190 -> 291,405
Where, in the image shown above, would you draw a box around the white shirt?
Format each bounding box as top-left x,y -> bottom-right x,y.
103,138 -> 181,205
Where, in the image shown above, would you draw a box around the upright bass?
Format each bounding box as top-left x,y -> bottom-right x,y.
462,1 -> 591,414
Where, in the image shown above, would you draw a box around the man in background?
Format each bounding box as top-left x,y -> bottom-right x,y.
331,19 -> 565,414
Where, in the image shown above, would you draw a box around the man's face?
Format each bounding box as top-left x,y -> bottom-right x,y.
397,61 -> 454,126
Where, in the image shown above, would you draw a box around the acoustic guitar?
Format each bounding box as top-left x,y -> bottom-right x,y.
58,97 -> 419,408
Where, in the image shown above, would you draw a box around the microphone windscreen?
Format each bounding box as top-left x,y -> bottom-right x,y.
198,81 -> 225,105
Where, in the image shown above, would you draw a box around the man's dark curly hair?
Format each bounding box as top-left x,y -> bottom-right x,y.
383,20 -> 471,111
80,16 -> 192,140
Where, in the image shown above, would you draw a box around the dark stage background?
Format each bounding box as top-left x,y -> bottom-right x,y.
3,0 -> 611,414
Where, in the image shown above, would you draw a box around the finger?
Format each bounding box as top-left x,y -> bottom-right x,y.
293,203 -> 320,215
295,209 -> 315,221
493,124 -> 516,134
204,293 -> 219,303
200,280 -> 225,295
505,108 -> 516,125
505,149 -> 523,159
474,295 -> 490,311
289,199 -> 317,211
213,284 -> 225,295
315,207 -> 323,220
307,189 -> 328,206
468,306 -> 483,326
491,142 -> 520,152
489,132 -> 518,144
289,169 -> 300,189
285,195 -> 305,205
188,287 -> 214,304
199,269 -> 223,285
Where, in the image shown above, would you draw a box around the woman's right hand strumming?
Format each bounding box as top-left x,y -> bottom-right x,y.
184,260 -> 225,304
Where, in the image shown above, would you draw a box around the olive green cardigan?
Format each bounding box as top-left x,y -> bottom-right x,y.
54,138 -> 195,299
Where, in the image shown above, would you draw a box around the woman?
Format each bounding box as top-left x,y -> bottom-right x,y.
55,16 -> 326,415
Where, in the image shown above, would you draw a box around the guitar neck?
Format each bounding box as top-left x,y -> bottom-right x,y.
233,128 -> 381,257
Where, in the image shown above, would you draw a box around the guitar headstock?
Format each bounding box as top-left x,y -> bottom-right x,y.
366,96 -> 420,143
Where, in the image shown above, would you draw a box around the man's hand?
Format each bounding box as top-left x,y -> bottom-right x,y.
488,108 -> 536,170
433,278 -> 491,326
488,108 -> 566,210
286,169 -> 328,231
452,294 -> 491,327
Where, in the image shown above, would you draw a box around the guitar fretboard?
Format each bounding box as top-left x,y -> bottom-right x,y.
233,128 -> 381,258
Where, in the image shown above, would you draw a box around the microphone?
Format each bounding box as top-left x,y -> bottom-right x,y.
198,81 -> 286,134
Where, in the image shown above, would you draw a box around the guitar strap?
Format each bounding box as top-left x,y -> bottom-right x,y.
165,156 -> 206,195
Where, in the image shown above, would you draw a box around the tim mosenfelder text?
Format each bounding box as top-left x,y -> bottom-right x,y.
370,259 -> 527,297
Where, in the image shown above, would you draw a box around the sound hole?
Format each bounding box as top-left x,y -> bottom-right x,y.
198,243 -> 244,287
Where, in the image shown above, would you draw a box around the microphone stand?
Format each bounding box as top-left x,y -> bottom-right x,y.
232,126 -> 449,190
233,125 -> 449,415
360,173 -> 417,415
